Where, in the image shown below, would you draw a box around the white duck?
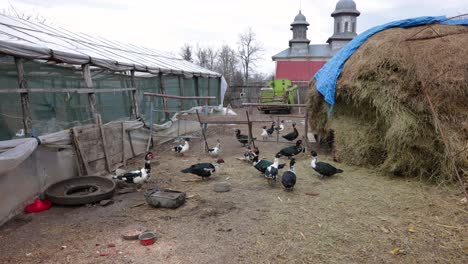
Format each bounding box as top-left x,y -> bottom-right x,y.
264,154 -> 280,185
172,138 -> 190,155
275,120 -> 285,132
208,139 -> 221,157
261,126 -> 269,140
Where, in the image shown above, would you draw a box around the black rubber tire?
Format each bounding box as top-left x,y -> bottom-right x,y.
45,176 -> 116,205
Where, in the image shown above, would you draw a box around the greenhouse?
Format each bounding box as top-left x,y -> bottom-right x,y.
0,13 -> 224,140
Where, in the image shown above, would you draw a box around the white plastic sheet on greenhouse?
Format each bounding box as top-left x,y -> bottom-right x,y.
0,14 -> 220,77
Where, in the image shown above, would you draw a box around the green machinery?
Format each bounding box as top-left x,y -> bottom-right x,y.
257,79 -> 297,114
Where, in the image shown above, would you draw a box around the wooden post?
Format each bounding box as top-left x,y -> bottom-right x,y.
276,115 -> 280,144
245,110 -> 256,149
195,76 -> 201,106
207,77 -> 211,106
82,64 -> 98,124
218,77 -> 222,105
121,122 -> 126,167
127,131 -> 136,157
178,75 -> 184,111
195,109 -> 209,152
14,57 -> 31,136
130,70 -> 140,119
146,97 -> 154,152
72,127 -> 90,175
304,110 -> 309,151
158,73 -> 170,120
99,121 -> 111,173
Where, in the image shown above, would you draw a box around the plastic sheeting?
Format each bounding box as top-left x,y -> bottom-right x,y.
314,16 -> 468,106
0,14 -> 220,77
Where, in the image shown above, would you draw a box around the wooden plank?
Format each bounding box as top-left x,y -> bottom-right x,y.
14,57 -> 31,136
72,127 -> 90,175
143,93 -> 215,100
0,88 -> 136,93
242,103 -> 307,107
128,131 -> 136,157
99,123 -> 111,172
122,122 -> 126,167
82,64 -> 98,124
130,70 -> 140,119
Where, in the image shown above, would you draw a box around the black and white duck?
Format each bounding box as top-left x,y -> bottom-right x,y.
281,158 -> 296,191
265,154 -> 281,185
208,139 -> 221,157
266,122 -> 275,137
172,138 -> 190,155
112,152 -> 155,184
181,159 -> 225,180
252,155 -> 286,174
276,139 -> 304,159
282,123 -> 298,141
310,151 -> 343,179
243,146 -> 259,164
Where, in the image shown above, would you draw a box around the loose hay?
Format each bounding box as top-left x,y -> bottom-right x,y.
308,24 -> 468,182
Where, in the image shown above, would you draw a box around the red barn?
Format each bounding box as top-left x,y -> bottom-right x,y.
272,0 -> 360,83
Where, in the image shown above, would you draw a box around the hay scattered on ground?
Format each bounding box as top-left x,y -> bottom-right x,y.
308,24 -> 468,182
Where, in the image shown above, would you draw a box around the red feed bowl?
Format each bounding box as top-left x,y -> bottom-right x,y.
138,232 -> 156,246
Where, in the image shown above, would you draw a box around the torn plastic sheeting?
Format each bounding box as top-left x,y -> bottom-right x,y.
0,138 -> 37,175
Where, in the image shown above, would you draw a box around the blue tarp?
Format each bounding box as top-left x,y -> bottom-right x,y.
314,16 -> 468,106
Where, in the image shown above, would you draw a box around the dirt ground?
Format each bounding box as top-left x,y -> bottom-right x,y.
0,115 -> 467,264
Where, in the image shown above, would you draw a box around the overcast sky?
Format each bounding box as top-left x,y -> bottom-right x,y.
1,0 -> 467,74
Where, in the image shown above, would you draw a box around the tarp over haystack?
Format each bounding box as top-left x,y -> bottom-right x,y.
308,22 -> 468,182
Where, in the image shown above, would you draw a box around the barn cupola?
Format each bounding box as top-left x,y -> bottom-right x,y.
327,0 -> 360,50
289,10 -> 310,47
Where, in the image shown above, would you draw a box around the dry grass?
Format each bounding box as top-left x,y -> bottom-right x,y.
308,24 -> 468,182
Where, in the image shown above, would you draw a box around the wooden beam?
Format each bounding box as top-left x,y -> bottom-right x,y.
195,109 -> 209,152
158,73 -> 170,120
72,127 -> 90,175
82,64 -> 98,124
130,70 -> 140,119
143,93 -> 215,100
14,57 -> 31,136
242,103 -> 307,107
0,88 -> 137,93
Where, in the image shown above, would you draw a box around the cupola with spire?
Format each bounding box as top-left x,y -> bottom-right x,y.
289,10 -> 310,55
327,0 -> 360,50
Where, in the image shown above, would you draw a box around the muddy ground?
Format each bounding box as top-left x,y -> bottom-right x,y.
0,115 -> 467,264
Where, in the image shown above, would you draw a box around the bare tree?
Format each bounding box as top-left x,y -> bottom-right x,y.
180,44 -> 193,62
1,3 -> 49,24
237,27 -> 263,89
215,45 -> 238,85
206,47 -> 218,70
195,45 -> 209,68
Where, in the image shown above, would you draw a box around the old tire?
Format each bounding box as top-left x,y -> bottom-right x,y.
45,176 -> 116,205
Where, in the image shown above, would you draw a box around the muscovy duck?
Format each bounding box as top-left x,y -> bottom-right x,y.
310,151 -> 343,179
266,122 -> 275,137
281,158 -> 296,191
112,152 -> 155,184
181,159 -> 225,180
282,123 -> 298,141
261,126 -> 269,140
243,146 -> 259,164
276,139 -> 305,159
235,129 -> 255,146
265,154 -> 281,185
208,139 -> 221,157
275,120 -> 285,132
172,138 -> 190,155
252,155 -> 286,174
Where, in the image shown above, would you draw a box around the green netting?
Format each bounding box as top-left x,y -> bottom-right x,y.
0,56 -> 22,140
0,55 -> 220,138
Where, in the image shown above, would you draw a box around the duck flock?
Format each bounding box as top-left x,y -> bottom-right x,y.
113,121 -> 344,192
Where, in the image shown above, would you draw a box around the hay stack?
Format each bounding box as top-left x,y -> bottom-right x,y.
308,24 -> 468,182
